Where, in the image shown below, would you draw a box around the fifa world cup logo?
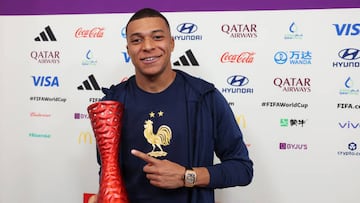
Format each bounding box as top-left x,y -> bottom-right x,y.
87,101 -> 129,203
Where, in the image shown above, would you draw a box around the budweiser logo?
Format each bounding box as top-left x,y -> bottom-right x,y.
220,52 -> 255,63
75,27 -> 105,38
30,112 -> 51,117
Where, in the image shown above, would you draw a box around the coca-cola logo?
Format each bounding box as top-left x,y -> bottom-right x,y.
75,27 -> 105,38
220,52 -> 255,63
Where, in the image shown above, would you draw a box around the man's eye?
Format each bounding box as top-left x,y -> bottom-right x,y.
154,35 -> 164,40
131,39 -> 142,43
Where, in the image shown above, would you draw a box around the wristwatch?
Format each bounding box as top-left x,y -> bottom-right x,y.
184,168 -> 197,187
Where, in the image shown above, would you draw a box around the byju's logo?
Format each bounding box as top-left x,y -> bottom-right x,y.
77,74 -> 101,90
279,142 -> 308,150
333,23 -> 360,36
173,49 -> 199,66
174,23 -> 202,41
34,26 -> 57,41
274,51 -> 312,65
222,75 -> 253,94
74,113 -> 89,119
32,75 -> 59,87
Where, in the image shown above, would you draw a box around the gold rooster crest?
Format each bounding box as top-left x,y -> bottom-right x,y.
143,119 -> 172,157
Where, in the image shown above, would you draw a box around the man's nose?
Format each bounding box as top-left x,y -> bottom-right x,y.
142,37 -> 155,51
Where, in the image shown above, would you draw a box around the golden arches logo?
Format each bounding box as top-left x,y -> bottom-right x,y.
78,132 -> 93,144
236,114 -> 246,128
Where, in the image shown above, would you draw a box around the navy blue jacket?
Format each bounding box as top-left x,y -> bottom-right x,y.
99,69 -> 253,203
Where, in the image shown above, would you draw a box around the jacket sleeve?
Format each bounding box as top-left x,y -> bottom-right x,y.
206,89 -> 253,188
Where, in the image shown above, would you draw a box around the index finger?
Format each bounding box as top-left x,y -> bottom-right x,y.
131,149 -> 158,164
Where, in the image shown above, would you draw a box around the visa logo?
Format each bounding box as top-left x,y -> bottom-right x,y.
32,76 -> 59,87
333,23 -> 360,36
122,52 -> 131,63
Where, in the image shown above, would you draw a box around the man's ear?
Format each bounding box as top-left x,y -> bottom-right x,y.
171,37 -> 175,52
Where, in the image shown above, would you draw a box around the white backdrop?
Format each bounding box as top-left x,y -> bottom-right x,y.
1,8 -> 360,203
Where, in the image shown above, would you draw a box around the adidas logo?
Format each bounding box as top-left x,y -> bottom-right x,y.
77,74 -> 101,90
34,25 -> 57,41
173,49 -> 199,66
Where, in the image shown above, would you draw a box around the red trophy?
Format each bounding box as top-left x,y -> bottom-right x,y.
87,101 -> 129,203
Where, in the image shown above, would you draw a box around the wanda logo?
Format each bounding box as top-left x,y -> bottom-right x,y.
75,27 -> 105,38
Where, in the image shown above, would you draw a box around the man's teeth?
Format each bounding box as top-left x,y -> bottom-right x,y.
144,57 -> 155,61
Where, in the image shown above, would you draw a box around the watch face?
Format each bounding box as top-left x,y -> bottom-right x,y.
186,173 -> 196,183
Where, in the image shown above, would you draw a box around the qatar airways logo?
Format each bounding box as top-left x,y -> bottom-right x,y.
75,27 -> 105,38
273,77 -> 311,93
220,52 -> 255,63
30,50 -> 60,64
221,24 -> 258,38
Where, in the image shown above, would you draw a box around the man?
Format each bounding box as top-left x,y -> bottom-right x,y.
96,7 -> 253,203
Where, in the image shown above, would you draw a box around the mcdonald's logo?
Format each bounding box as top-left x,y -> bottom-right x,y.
236,114 -> 246,128
78,132 -> 93,144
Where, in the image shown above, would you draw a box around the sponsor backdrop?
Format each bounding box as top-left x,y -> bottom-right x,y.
0,1 -> 359,203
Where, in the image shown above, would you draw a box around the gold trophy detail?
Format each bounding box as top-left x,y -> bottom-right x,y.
87,101 -> 129,203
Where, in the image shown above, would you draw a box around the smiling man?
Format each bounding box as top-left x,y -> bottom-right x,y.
96,8 -> 253,203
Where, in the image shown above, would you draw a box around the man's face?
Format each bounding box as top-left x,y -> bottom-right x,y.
126,17 -> 174,77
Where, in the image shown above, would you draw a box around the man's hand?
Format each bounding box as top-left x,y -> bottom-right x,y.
131,149 -> 186,189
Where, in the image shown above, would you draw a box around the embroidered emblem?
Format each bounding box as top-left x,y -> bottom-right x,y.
143,111 -> 172,157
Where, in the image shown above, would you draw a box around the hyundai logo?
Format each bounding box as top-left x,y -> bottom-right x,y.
177,23 -> 198,34
338,48 -> 360,60
227,75 -> 249,87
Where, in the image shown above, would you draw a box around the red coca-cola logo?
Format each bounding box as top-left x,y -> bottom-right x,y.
220,52 -> 255,63
75,27 -> 105,38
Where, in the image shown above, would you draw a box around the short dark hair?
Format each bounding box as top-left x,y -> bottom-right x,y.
126,8 -> 171,34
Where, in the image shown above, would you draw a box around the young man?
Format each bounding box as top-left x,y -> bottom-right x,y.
97,7 -> 253,203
